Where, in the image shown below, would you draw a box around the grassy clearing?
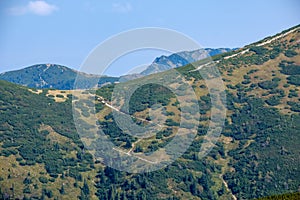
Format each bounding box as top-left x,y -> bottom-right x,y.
46,90 -> 73,102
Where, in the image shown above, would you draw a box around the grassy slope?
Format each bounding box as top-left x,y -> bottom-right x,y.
92,25 -> 300,199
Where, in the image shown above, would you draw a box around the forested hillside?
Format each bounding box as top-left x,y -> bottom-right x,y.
0,64 -> 118,90
0,25 -> 299,199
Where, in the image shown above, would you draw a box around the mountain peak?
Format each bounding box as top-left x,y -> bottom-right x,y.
140,48 -> 233,75
0,64 -> 118,90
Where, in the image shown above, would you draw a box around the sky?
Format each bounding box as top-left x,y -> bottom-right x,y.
0,0 -> 299,76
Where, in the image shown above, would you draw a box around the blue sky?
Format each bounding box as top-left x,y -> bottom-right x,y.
0,0 -> 299,76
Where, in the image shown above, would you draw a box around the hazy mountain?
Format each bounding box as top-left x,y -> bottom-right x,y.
0,64 -> 118,90
140,48 -> 233,75
0,50 -> 232,89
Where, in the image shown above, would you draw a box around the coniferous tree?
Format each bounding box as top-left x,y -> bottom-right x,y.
82,179 -> 90,196
59,184 -> 65,195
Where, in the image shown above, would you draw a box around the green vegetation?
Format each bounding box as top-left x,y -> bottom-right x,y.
128,83 -> 175,114
249,46 -> 268,55
279,61 -> 300,75
0,64 -> 118,90
0,25 -> 300,199
287,75 -> 300,86
279,61 -> 300,86
95,84 -> 115,101
258,80 -> 279,90
256,192 -> 300,200
284,49 -> 297,57
0,80 -> 94,199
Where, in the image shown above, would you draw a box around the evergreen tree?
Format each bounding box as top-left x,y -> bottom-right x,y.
59,184 -> 65,195
82,179 -> 90,196
79,189 -> 89,200
108,185 -> 116,200
121,192 -> 127,200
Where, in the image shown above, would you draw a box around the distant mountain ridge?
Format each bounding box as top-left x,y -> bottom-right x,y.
140,48 -> 233,75
0,48 -> 232,89
0,64 -> 118,90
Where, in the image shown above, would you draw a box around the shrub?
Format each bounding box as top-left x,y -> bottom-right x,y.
249,46 -> 267,55
280,63 -> 300,75
283,83 -> 290,88
272,77 -> 281,82
287,75 -> 300,86
288,101 -> 300,112
265,96 -> 280,106
56,94 -> 64,98
23,177 -> 32,185
258,81 -> 279,90
284,49 -> 297,57
38,176 -> 48,184
242,80 -> 251,85
23,187 -> 31,194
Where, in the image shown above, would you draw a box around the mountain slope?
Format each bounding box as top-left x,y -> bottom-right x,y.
92,24 -> 300,199
0,64 -> 118,90
0,25 -> 299,200
0,80 -> 98,199
140,48 -> 233,75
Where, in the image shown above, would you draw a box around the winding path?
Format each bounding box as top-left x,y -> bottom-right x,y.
189,27 -> 300,73
97,96 -> 162,164
219,174 -> 237,200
